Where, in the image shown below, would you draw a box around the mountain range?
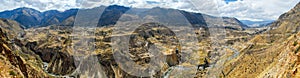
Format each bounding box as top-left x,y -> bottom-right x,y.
0,7 -> 78,28
240,20 -> 274,28
0,5 -> 247,30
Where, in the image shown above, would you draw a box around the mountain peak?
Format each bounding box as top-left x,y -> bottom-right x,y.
268,2 -> 300,34
107,5 -> 130,9
14,7 -> 41,13
292,2 -> 300,12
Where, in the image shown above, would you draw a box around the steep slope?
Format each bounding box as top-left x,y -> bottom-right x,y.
42,9 -> 78,26
0,19 -> 49,77
97,5 -> 130,26
221,2 -> 300,78
0,18 -> 25,39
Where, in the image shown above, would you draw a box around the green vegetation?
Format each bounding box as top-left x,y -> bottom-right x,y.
294,41 -> 298,46
295,46 -> 300,54
9,71 -> 16,76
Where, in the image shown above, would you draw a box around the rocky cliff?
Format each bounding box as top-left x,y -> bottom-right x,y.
0,19 -> 49,78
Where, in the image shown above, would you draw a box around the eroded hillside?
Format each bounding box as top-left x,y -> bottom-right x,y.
221,2 -> 300,78
0,19 -> 49,78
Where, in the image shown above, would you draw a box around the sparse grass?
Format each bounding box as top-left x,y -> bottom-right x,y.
295,46 -> 300,54
9,71 -> 16,76
0,60 -> 17,78
294,41 -> 298,46
251,44 -> 268,50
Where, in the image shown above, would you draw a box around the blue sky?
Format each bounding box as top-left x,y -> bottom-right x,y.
224,0 -> 238,4
0,0 -> 299,21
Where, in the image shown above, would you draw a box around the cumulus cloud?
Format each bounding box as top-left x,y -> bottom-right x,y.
0,0 -> 79,11
0,0 -> 299,21
216,0 -> 300,21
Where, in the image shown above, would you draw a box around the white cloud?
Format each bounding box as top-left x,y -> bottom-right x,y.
0,0 -> 299,21
0,0 -> 79,12
215,0 -> 300,21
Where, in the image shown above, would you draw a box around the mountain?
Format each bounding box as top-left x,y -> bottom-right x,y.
97,5 -> 130,26
40,9 -> 78,26
0,7 -> 43,28
220,2 -> 300,77
0,7 -> 78,28
64,5 -> 247,31
0,5 -> 246,30
0,19 -> 49,77
240,20 -> 274,28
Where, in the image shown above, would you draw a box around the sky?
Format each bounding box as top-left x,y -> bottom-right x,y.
224,0 -> 238,4
0,0 -> 299,21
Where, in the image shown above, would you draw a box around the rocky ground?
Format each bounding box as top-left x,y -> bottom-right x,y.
20,21 -> 261,78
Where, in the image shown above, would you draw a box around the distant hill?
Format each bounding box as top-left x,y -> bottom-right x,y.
240,20 -> 274,28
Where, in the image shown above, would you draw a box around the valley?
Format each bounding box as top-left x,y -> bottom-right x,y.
0,1 -> 299,78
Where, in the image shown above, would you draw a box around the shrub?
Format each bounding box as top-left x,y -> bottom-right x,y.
9,71 -> 16,76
